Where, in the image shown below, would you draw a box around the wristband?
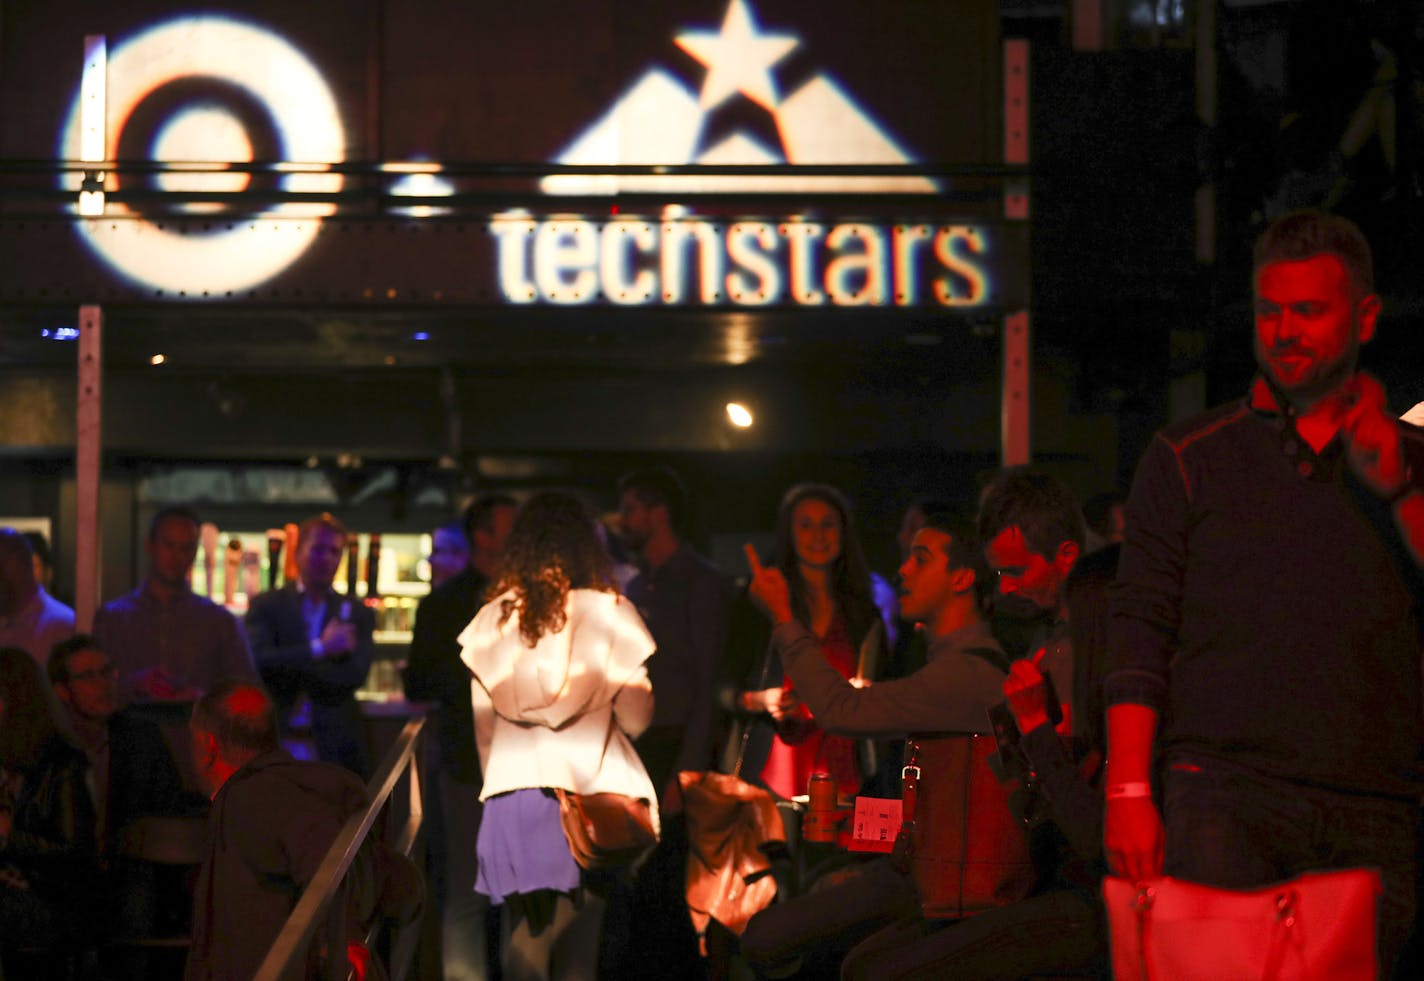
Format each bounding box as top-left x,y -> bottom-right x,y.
1105,781 -> 1152,800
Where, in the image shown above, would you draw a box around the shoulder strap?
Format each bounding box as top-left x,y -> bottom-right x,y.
891,737 -> 922,873
965,645 -> 1010,674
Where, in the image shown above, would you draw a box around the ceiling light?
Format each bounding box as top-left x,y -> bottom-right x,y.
150,354 -> 166,365
726,402 -> 754,428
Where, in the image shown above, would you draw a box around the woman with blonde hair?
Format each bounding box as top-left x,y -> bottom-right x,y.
460,491 -> 656,981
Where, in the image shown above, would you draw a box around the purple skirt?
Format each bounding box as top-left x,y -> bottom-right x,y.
474,789 -> 580,905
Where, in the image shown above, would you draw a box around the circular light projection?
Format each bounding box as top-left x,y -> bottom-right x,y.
58,16 -> 346,295
726,402 -> 754,428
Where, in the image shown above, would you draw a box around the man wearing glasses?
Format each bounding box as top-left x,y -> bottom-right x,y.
49,634 -> 187,947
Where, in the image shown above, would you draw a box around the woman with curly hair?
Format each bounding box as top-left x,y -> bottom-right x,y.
737,483 -> 885,800
0,646 -> 99,953
459,491 -> 656,981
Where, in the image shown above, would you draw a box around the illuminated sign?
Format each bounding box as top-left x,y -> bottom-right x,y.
511,0 -> 969,308
42,1 -> 1009,307
492,209 -> 991,307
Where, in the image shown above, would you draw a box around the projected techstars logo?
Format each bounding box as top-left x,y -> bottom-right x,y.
498,0 -> 991,308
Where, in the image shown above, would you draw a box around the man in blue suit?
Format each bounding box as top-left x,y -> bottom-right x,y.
246,513 -> 373,777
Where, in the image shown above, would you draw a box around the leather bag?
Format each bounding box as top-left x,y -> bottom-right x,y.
895,732 -> 1035,919
680,770 -> 786,943
553,789 -> 657,870
1102,869 -> 1382,981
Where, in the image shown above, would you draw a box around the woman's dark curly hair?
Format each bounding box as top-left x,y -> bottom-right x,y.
490,491 -> 615,647
772,483 -> 879,645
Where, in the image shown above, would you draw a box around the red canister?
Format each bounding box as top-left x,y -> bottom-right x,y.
803,771 -> 838,842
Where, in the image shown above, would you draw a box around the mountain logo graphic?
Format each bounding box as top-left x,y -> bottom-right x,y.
540,0 -> 938,196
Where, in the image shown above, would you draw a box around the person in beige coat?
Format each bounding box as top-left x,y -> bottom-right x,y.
459,491 -> 656,981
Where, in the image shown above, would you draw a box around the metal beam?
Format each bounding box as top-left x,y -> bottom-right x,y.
76,305 -> 103,628
1001,39 -> 1031,466
79,35 -> 107,216
1001,310 -> 1031,466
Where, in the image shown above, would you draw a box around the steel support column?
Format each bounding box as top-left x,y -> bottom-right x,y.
76,305 -> 103,629
1001,38 -> 1031,466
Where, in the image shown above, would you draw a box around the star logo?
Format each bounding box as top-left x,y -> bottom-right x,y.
541,0 -> 937,196
675,0 -> 799,112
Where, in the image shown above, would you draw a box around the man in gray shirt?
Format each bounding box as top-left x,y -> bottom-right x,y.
94,507 -> 256,702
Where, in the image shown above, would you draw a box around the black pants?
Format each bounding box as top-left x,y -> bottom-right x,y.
740,858 -> 919,979
1162,756 -> 1419,979
840,888 -> 1104,981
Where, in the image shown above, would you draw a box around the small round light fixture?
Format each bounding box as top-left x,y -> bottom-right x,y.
150,353 -> 167,365
726,402 -> 754,428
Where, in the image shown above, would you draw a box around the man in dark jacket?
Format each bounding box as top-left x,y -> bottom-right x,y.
402,493 -> 516,981
49,634 -> 188,949
185,681 -> 419,981
246,513 -> 374,777
49,634 -> 185,854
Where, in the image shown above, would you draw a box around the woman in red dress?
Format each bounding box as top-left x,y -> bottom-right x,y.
741,484 -> 884,800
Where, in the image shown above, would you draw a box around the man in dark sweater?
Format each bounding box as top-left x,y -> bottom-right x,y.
402,493 -> 516,981
1104,210 -> 1424,976
618,466 -> 731,806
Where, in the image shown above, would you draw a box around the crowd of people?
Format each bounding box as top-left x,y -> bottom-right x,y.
0,208 -> 1422,980
0,509 -> 413,979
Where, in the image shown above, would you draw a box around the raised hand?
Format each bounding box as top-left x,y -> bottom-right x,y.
743,543 -> 794,625
1340,372 -> 1410,498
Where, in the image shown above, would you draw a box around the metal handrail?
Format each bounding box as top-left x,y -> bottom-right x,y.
253,716 -> 427,981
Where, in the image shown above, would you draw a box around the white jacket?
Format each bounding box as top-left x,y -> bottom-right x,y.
459,588 -> 658,828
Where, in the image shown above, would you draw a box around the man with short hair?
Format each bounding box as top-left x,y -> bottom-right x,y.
1104,210 -> 1424,975
402,493 -> 517,981
618,466 -> 731,804
184,682 -> 388,981
404,495 -> 518,792
93,506 -> 257,703
884,495 -> 952,680
427,519 -> 471,591
246,513 -> 374,777
0,526 -> 74,667
49,634 -> 185,854
976,468 -> 1083,671
50,634 -> 186,949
